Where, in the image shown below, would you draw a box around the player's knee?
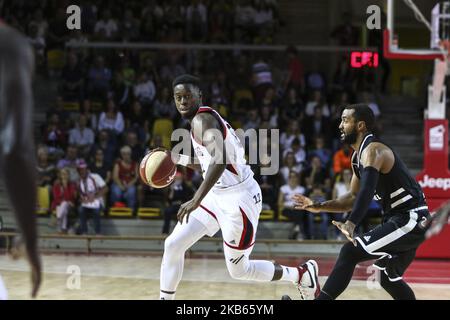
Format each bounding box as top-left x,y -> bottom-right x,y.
163,234 -> 184,257
338,242 -> 363,263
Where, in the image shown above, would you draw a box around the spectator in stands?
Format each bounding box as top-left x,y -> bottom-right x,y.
332,143 -> 352,175
331,168 -> 352,239
243,108 -> 260,131
360,91 -> 381,118
234,0 -> 256,42
186,0 -> 208,42
309,136 -> 333,169
94,9 -> 119,40
133,71 -> 157,109
306,185 -> 330,240
46,96 -> 70,129
280,120 -> 306,151
253,0 -> 274,44
278,171 -> 307,240
280,88 -> 304,128
305,68 -> 327,93
279,151 -> 302,185
36,145 -> 56,189
80,99 -> 98,131
251,56 -> 273,103
162,171 -> 195,234
125,131 -> 145,163
61,52 -> 84,102
126,100 -> 150,144
153,86 -> 177,121
51,168 -> 77,234
77,159 -> 107,235
111,145 -> 138,210
330,11 -> 359,46
115,56 -> 136,107
284,46 -> 304,93
160,54 -> 186,85
69,114 -> 95,158
47,7 -> 69,49
282,137 -> 306,169
303,156 -> 331,190
121,9 -> 140,41
304,106 -> 331,147
90,129 -> 117,168
27,24 -> 46,72
57,145 -> 82,183
87,55 -> 112,100
305,90 -> 330,117
28,8 -> 48,38
80,0 -> 98,34
98,98 -> 125,137
89,148 -> 112,185
332,55 -> 356,97
42,113 -> 67,159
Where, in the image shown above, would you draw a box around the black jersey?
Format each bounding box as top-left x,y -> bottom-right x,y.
351,133 -> 427,215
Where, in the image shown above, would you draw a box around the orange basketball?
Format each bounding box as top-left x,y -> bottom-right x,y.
139,149 -> 177,188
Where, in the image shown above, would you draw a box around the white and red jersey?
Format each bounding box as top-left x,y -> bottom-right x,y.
191,106 -> 253,189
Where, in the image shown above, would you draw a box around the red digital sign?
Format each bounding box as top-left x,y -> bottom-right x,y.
350,51 -> 379,68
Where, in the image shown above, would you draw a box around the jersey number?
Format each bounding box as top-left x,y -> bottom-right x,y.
253,193 -> 261,205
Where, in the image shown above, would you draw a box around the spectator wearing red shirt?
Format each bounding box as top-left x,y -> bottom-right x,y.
110,145 -> 138,210
51,168 -> 77,233
285,46 -> 304,92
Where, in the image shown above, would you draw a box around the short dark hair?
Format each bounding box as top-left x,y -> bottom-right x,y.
172,74 -> 200,89
344,103 -> 375,132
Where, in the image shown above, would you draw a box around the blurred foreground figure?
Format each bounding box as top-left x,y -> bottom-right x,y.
0,22 -> 42,299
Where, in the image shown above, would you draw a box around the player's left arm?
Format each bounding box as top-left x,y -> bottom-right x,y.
335,143 -> 393,244
177,113 -> 227,224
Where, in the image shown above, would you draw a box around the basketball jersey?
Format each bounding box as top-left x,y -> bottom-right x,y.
351,133 -> 427,215
191,106 -> 253,189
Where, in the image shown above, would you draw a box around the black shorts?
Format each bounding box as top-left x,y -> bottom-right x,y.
354,206 -> 430,281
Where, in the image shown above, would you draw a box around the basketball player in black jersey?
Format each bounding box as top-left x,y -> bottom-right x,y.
0,23 -> 41,298
292,104 -> 430,300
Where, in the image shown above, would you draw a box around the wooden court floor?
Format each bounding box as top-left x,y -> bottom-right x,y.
1,253 -> 449,300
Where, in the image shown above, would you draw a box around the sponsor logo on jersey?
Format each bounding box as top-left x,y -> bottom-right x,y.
419,174 -> 450,191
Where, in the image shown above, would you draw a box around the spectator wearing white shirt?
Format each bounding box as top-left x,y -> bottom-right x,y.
69,115 -> 95,158
279,151 -> 302,185
282,138 -> 306,168
305,90 -> 330,117
133,72 -> 156,108
98,98 -> 125,137
94,9 -> 118,40
278,171 -> 307,240
280,120 -> 306,151
76,160 -> 107,235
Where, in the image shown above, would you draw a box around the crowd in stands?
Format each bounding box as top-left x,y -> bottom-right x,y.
3,0 -> 384,239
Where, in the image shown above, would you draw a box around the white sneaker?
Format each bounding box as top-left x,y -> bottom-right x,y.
296,260 -> 320,300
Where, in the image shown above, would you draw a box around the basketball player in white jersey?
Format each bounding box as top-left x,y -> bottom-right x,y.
158,74 -> 319,300
0,22 -> 41,299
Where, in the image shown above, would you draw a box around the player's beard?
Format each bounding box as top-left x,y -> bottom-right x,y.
342,127 -> 358,144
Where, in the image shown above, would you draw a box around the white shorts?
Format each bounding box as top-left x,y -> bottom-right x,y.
189,177 -> 262,250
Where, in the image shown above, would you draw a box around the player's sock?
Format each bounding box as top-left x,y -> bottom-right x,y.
160,290 -> 176,300
273,263 -> 302,282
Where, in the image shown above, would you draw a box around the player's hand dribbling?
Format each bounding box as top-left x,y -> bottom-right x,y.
177,198 -> 201,224
292,194 -> 322,213
332,220 -> 357,246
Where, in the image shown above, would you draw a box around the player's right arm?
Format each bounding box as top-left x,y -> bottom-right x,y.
293,173 -> 360,213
